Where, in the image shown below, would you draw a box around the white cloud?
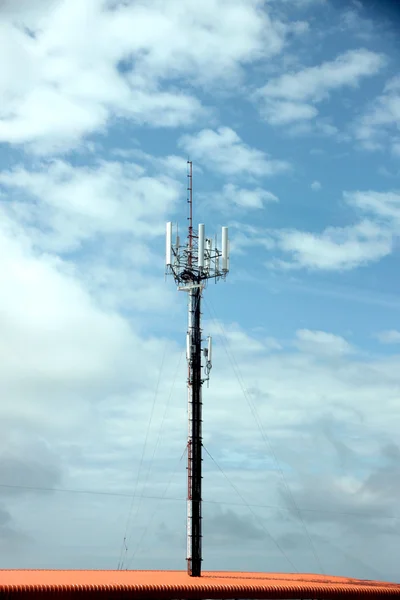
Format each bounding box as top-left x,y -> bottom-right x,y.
273,219 -> 392,271
354,76 -> 400,153
263,189 -> 400,272
384,76 -> 400,94
0,160 -> 182,253
179,127 -> 290,177
345,190 -> 400,225
207,183 -> 279,211
0,224 -> 141,433
111,149 -> 191,178
280,119 -> 343,140
295,329 -> 353,356
229,223 -> 276,255
0,212 -> 186,566
311,180 -> 321,191
0,15 -> 204,153
260,100 -> 318,125
286,20 -> 310,35
230,188 -> 400,272
339,6 -> 375,41
392,143 -> 400,158
0,0 -> 57,22
375,330 -> 400,344
119,0 -> 285,83
260,49 -> 385,103
0,0 -> 286,152
257,49 -> 385,126
0,158 -> 185,314
205,320 -> 281,355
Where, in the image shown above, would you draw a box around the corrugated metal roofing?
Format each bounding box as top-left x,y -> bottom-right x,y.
0,570 -> 399,598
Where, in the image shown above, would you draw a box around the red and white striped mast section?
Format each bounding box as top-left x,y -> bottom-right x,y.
165,161 -> 230,577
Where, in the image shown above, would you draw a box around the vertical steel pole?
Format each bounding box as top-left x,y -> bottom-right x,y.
187,285 -> 202,577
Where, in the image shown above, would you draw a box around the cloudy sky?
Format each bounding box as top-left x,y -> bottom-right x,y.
1,0 -> 400,583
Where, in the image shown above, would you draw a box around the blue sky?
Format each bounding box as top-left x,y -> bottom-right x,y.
1,0 -> 400,584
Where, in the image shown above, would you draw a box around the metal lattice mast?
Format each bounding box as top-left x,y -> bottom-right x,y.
165,161 -> 230,577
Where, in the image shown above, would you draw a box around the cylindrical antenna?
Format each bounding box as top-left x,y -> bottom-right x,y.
198,224 -> 205,269
166,222 -> 172,266
208,336 -> 212,364
222,227 -> 228,271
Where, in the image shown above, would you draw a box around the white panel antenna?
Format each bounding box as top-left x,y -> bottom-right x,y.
198,224 -> 205,269
166,222 -> 172,266
222,227 -> 228,272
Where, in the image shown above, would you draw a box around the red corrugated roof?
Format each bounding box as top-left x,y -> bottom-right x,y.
0,570 -> 399,598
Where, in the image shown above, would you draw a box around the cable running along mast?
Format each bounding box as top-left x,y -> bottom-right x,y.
165,161 -> 230,577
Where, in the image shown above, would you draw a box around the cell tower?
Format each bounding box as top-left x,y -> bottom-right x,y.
165,161 -> 230,577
